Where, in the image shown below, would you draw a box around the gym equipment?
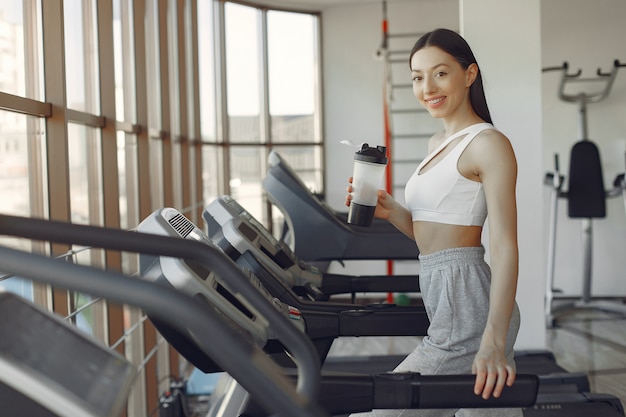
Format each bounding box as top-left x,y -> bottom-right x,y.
0,214 -> 328,417
543,60 -> 626,326
0,214 -> 541,417
203,195 -> 419,302
139,206 -> 428,366
3,214 -> 625,416
0,292 -> 135,417
138,208 -> 606,413
262,150 -> 419,265
185,203 -> 589,393
198,199 -> 595,401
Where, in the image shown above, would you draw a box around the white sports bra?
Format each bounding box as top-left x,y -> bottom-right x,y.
404,123 -> 495,226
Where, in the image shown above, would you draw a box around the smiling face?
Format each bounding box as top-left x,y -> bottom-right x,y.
410,46 -> 478,122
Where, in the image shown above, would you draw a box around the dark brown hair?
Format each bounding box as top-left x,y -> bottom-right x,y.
409,28 -> 492,124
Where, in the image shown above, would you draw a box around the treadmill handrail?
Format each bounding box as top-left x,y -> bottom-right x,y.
0,245 -> 327,417
0,214 -> 321,402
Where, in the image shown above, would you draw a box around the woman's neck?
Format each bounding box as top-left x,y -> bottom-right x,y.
441,113 -> 485,137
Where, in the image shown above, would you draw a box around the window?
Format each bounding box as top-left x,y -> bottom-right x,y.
0,0 -> 47,299
267,10 -> 318,145
215,2 -> 323,226
64,0 -> 99,113
0,1 -> 323,415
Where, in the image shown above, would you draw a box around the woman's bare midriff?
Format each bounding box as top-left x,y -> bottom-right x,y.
412,222 -> 483,255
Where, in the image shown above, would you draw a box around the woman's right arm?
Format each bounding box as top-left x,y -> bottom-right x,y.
346,178 -> 415,240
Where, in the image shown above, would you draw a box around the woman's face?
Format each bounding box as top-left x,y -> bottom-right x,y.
410,46 -> 476,120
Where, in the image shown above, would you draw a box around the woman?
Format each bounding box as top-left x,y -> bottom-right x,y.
346,28 -> 522,417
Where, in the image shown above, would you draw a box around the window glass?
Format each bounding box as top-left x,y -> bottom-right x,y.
0,109 -> 46,301
198,0 -> 216,142
267,11 -> 318,144
0,110 -> 47,252
113,0 -> 136,123
225,3 -> 260,143
68,123 -> 103,226
145,0 -> 162,130
0,0 -> 44,100
167,0 -> 180,137
64,0 -> 100,113
229,146 -> 264,221
202,145 -> 220,207
150,137 -> 165,209
118,131 -> 139,231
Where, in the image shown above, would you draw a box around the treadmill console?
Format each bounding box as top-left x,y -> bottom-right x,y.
137,208 -> 306,345
0,291 -> 134,417
203,195 -> 323,288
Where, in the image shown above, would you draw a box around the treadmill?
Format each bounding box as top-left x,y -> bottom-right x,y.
201,199 -> 594,386
0,214 -> 545,417
0,292 -> 135,417
138,207 -> 428,366
203,195 -> 420,302
262,150 -> 419,266
141,207 -> 595,397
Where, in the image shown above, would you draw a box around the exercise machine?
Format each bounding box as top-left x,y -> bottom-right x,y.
0,214 -> 545,417
262,150 -> 418,266
0,214 -> 623,416
203,195 -> 419,302
0,219 -> 326,417
136,207 -> 597,411
543,60 -> 626,326
0,292 -> 135,417
147,206 -> 600,392
138,206 -> 428,367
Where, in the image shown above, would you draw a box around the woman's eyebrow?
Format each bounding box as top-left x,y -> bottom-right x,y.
411,63 -> 450,73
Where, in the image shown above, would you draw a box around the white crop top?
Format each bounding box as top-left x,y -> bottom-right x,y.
404,123 -> 495,226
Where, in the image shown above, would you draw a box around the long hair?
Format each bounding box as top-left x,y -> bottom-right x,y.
409,28 -> 492,124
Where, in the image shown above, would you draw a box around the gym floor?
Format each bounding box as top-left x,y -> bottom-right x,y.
547,305 -> 626,406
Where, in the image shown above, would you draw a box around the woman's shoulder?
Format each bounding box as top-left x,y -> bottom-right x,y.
474,126 -> 512,147
470,127 -> 516,165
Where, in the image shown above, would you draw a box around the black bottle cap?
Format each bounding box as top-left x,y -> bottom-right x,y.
354,143 -> 388,164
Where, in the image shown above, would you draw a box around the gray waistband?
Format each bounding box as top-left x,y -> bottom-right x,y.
418,246 -> 485,270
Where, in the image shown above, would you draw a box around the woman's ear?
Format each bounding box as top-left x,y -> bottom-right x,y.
466,63 -> 478,87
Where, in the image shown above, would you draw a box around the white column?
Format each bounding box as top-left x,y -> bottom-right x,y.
460,0 -> 546,349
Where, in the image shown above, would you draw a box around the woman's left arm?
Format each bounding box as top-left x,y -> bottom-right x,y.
470,130 -> 519,400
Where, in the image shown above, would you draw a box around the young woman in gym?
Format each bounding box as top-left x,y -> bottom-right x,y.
346,28 -> 522,417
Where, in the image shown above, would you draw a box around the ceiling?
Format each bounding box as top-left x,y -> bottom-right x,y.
246,0 -> 403,12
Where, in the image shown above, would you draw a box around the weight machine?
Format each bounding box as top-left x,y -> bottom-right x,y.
543,60 -> 626,327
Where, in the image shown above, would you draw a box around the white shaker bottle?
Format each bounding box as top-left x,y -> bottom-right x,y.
347,143 -> 388,227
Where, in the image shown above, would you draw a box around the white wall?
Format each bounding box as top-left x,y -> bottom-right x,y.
461,0 -> 545,349
541,0 -> 626,297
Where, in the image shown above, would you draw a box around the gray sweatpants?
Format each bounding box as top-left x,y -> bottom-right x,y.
351,246 -> 522,417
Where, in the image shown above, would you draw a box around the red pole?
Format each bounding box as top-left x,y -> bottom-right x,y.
380,1 -> 395,304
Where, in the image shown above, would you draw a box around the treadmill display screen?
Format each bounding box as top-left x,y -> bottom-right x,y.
225,197 -> 281,246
